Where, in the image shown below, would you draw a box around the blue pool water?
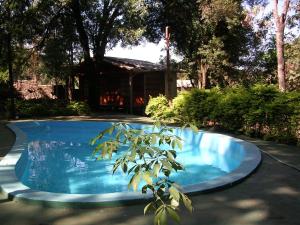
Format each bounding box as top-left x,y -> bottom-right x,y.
14,121 -> 245,194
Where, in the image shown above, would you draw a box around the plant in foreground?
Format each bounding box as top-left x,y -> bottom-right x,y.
91,122 -> 195,225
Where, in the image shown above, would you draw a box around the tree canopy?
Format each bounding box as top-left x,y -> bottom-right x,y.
0,0 -> 299,111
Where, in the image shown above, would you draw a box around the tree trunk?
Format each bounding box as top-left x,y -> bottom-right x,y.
198,62 -> 208,89
70,0 -> 98,109
7,31 -> 15,119
275,25 -> 286,91
66,44 -> 75,101
273,0 -> 290,92
66,76 -> 74,101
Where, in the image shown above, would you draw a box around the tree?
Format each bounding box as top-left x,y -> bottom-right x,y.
0,0 -> 66,117
0,1 -> 33,118
40,8 -> 80,100
198,36 -> 229,88
68,0 -> 148,108
146,0 -> 252,89
286,37 -> 300,90
272,0 -> 290,91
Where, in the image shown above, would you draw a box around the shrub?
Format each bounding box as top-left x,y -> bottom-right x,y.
145,84 -> 300,145
145,95 -> 174,120
66,101 -> 90,115
16,99 -> 54,117
245,86 -> 300,144
15,99 -> 90,117
215,86 -> 250,131
173,89 -> 221,126
172,91 -> 193,122
244,84 -> 280,133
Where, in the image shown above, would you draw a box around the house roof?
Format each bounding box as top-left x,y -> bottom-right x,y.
103,57 -> 165,72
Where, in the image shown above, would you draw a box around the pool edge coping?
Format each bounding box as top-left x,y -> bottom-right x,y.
0,121 -> 261,207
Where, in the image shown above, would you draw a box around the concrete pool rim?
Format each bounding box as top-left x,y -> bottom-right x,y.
0,121 -> 262,207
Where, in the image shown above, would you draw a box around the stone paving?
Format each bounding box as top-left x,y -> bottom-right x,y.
0,116 -> 300,225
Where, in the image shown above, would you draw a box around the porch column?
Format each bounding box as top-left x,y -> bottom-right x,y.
129,75 -> 133,114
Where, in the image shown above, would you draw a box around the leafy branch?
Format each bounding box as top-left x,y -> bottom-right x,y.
91,122 -> 194,225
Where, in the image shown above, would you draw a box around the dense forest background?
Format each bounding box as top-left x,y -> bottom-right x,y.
0,0 -> 299,107
0,2 -> 299,222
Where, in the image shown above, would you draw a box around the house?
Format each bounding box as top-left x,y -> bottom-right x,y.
74,57 -> 177,114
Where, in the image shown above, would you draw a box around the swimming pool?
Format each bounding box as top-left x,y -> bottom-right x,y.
0,121 -> 261,205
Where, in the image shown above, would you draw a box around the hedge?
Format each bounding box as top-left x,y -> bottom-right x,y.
12,99 -> 90,117
145,84 -> 300,145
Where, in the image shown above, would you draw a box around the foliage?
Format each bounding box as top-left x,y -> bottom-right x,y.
14,99 -> 90,117
40,37 -> 72,82
0,68 -> 8,84
68,0 -> 148,61
146,86 -> 300,145
39,4 -> 81,86
91,122 -> 194,225
286,37 -> 300,90
0,0 -> 54,74
66,101 -> 90,115
244,85 -> 300,143
146,0 -> 252,88
0,0 -> 65,117
145,95 -> 174,120
215,86 -> 251,131
198,36 -> 229,87
172,89 -> 221,126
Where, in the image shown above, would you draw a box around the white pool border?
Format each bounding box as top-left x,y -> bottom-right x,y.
0,122 -> 261,206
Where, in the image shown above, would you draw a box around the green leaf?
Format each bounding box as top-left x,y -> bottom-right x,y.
107,126 -> 115,135
170,161 -> 184,171
153,163 -> 161,177
169,186 -> 180,202
142,171 -> 153,185
163,169 -> 171,177
128,165 -> 137,174
159,208 -> 167,225
91,122 -> 194,224
171,140 -> 176,149
169,150 -> 177,158
154,121 -> 161,129
112,163 -> 119,174
159,139 -> 163,145
170,199 -> 179,208
154,206 -> 163,225
166,151 -> 175,161
151,134 -> 157,145
142,185 -> 147,194
166,206 -> 180,224
144,147 -> 154,157
181,194 -> 193,213
154,206 -> 167,225
161,160 -> 172,171
144,202 -> 155,215
190,124 -> 198,133
130,173 -> 141,191
121,163 -> 128,173
134,137 -> 139,145
174,139 -> 182,150
130,148 -> 136,160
